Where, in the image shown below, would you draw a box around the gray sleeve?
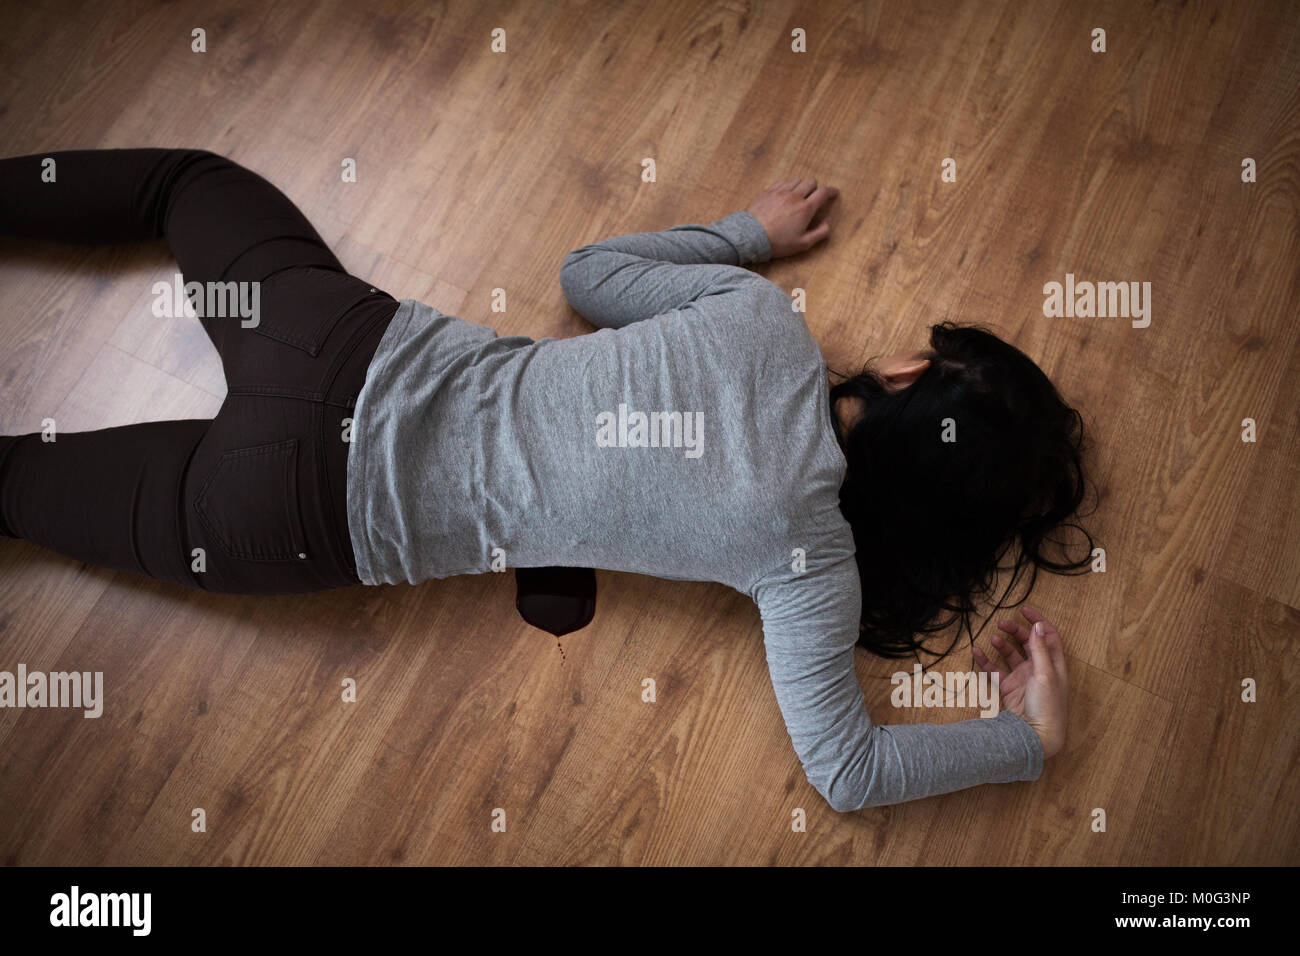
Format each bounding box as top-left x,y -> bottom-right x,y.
752,552 -> 1045,813
559,210 -> 772,328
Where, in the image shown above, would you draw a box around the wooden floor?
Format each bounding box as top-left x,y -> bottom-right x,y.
0,0 -> 1297,866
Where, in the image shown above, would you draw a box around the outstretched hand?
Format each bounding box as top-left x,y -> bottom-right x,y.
972,605 -> 1069,759
746,178 -> 839,258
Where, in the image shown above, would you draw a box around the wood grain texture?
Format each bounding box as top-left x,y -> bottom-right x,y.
0,0 -> 1296,865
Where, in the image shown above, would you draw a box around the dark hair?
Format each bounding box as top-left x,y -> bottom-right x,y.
829,321 -> 1096,662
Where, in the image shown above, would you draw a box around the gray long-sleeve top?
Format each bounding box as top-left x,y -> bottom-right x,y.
346,209 -> 1044,811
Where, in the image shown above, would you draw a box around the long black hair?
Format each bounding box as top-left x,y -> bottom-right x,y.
829,321 -> 1096,662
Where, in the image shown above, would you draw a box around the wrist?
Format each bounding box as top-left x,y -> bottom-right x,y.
730,209 -> 773,263
1030,720 -> 1063,759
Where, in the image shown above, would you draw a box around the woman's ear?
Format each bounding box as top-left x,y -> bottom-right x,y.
880,355 -> 931,391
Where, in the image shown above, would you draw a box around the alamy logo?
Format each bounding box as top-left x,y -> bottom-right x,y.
890,664 -> 1000,717
595,403 -> 703,459
1042,272 -> 1151,328
151,273 -> 260,327
50,886 -> 151,936
0,664 -> 102,718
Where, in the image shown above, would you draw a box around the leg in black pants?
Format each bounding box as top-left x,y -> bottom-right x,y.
0,148 -> 598,631
0,148 -> 394,594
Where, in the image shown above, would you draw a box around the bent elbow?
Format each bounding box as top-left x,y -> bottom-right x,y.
561,251 -> 595,317
818,780 -> 867,814
559,247 -> 594,304
817,769 -> 900,813
826,794 -> 860,814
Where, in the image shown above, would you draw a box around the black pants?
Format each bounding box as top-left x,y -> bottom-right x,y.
0,149 -> 596,628
0,149 -> 394,593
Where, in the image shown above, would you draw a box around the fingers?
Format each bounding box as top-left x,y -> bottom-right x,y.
1008,618 -> 1066,686
996,618 -> 1034,676
769,178 -> 838,206
1019,603 -> 1046,622
1035,619 -> 1068,684
1016,605 -> 1066,682
999,607 -> 1050,648
803,184 -> 839,213
972,644 -> 1010,681
990,632 -> 1025,669
756,179 -> 837,256
996,616 -> 1029,643
1024,625 -> 1059,689
799,218 -> 831,250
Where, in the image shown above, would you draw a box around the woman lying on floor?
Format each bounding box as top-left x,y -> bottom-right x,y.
0,149 -> 1093,812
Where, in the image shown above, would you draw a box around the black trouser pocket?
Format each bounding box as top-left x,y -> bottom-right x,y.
252,267 -> 385,356
194,438 -> 307,561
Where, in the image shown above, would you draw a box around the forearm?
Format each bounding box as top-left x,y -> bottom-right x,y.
559,210 -> 771,328
758,562 -> 1047,815
825,710 -> 1045,812
564,211 -> 770,267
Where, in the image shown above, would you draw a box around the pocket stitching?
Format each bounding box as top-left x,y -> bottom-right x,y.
250,269 -> 375,356
194,439 -> 306,562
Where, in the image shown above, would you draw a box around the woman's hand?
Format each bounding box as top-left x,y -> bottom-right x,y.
972,605 -> 1069,759
746,179 -> 839,258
